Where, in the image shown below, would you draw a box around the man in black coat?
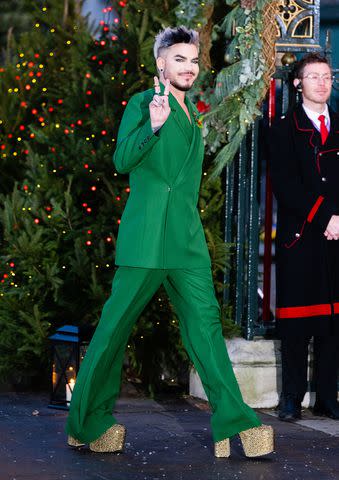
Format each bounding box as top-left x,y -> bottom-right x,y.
268,53 -> 339,421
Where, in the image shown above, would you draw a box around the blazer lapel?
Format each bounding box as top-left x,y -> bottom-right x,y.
327,107 -> 339,147
293,103 -> 320,148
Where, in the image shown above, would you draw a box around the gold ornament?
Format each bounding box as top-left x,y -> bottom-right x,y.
281,52 -> 297,66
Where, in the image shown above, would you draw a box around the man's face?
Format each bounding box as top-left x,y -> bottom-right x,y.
158,43 -> 199,92
297,62 -> 333,105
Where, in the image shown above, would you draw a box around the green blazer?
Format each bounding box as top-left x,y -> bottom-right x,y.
113,85 -> 211,269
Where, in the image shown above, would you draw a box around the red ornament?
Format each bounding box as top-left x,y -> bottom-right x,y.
82,203 -> 88,207
85,104 -> 90,108
106,237 -> 112,242
19,125 -> 25,131
91,186 -> 97,191
86,240 -> 92,246
84,164 -> 89,169
32,108 -> 38,115
28,61 -> 34,68
87,230 -> 92,234
9,262 -> 15,267
125,187 -> 130,193
122,49 -> 128,55
86,207 -> 92,213
23,185 -> 29,191
48,107 -> 54,112
122,101 -> 127,106
34,218 -> 40,224
20,101 -> 27,107
57,99 -> 63,104
101,130 -> 107,136
196,100 -> 210,114
25,85 -> 31,90
77,120 -> 83,125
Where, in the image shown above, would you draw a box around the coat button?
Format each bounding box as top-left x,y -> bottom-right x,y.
295,233 -> 300,238
168,187 -> 171,191
321,177 -> 327,182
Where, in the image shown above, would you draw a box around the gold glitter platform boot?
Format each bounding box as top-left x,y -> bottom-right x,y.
89,424 -> 126,453
67,436 -> 85,447
214,425 -> 274,458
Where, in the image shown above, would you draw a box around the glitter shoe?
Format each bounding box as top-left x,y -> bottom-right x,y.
214,425 -> 274,458
214,437 -> 230,457
67,435 -> 85,447
89,424 -> 126,453
239,425 -> 274,457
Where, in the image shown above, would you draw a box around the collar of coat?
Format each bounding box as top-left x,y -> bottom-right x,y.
293,103 -> 339,148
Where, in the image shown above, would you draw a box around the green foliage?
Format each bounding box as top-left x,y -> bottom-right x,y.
0,0 -> 240,393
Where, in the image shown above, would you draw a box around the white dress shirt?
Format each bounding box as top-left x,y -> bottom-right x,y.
302,103 -> 330,132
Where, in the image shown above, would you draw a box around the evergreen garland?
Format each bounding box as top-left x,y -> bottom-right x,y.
177,0 -> 276,176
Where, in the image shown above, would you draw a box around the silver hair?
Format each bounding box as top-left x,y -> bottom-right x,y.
153,26 -> 199,59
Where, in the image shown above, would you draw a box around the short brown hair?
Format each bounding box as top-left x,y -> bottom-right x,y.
294,53 -> 331,79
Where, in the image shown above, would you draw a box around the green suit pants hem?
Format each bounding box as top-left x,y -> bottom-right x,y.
65,267 -> 261,443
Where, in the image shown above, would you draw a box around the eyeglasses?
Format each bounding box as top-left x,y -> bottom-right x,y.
301,73 -> 334,84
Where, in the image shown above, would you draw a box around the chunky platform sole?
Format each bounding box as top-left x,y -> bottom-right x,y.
67,424 -> 126,453
214,425 -> 274,458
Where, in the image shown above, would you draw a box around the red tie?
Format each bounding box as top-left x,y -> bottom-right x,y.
318,114 -> 329,145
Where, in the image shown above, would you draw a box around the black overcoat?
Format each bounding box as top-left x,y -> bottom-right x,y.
268,103 -> 339,336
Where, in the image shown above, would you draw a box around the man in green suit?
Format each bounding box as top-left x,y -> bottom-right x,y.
65,26 -> 273,457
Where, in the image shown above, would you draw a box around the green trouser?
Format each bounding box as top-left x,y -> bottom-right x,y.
65,267 -> 261,443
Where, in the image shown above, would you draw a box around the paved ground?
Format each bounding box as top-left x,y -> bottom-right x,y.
0,391 -> 338,480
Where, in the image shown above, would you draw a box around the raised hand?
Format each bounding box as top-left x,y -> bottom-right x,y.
149,77 -> 171,131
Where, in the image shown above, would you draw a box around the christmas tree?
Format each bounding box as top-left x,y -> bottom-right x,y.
0,0 -> 237,392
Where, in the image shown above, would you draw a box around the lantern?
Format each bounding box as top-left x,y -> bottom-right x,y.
48,325 -> 91,410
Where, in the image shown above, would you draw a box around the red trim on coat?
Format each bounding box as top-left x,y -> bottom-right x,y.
276,304 -> 332,319
333,303 -> 339,314
307,196 -> 324,223
284,220 -> 306,249
293,112 -> 316,148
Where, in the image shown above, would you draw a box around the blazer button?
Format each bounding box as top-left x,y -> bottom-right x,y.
295,233 -> 300,238
321,177 -> 327,182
